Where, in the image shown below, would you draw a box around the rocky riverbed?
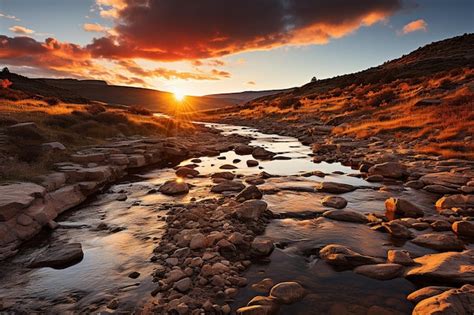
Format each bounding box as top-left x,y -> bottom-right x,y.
0,122 -> 473,314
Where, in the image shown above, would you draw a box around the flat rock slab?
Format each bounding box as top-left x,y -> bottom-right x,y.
412,284 -> 474,315
28,243 -> 84,269
0,183 -> 46,221
323,210 -> 368,223
354,263 -> 404,280
316,182 -> 356,194
411,233 -> 465,251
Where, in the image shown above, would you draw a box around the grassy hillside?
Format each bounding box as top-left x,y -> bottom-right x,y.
205,33 -> 474,159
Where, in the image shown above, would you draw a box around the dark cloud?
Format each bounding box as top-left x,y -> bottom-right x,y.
88,0 -> 402,61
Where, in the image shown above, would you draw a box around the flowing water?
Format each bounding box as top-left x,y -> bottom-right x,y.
0,122 -> 440,314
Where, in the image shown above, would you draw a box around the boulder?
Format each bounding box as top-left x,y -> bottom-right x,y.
174,277 -> 192,293
424,185 -> 459,195
247,296 -> 280,314
159,180 -> 189,195
233,200 -> 268,220
321,196 -> 348,209
220,164 -> 238,170
41,142 -> 66,151
212,172 -> 235,180
252,147 -> 276,160
368,162 -> 407,179
323,210 -> 368,223
247,160 -> 259,167
319,244 -> 381,268
407,286 -> 453,304
406,250 -> 474,285
6,122 -> 44,140
0,183 -> 46,221
387,250 -> 415,266
251,278 -> 275,293
236,305 -> 276,315
412,284 -> 474,315
354,263 -> 403,280
175,167 -> 199,178
411,233 -> 465,251
236,185 -> 263,201
211,180 -> 245,193
452,221 -> 474,238
315,182 -> 356,194
269,282 -> 306,304
420,172 -> 469,189
385,197 -> 424,219
28,243 -> 84,268
436,195 -> 474,210
235,145 -> 254,155
251,239 -> 274,257
382,221 -> 413,239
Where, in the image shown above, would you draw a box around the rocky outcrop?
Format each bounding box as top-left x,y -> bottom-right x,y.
412,284 -> 474,315
368,162 -> 407,179
385,197 -> 424,219
319,244 -> 381,268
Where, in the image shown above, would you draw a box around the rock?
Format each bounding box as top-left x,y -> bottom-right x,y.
38,172 -> 66,192
269,281 -> 306,304
452,221 -> 474,238
42,142 -> 66,151
436,195 -> 474,210
247,160 -> 259,167
128,271 -> 140,279
252,147 -> 276,160
431,220 -> 452,231
189,233 -> 208,250
407,286 -> 453,303
424,185 -> 459,194
236,185 -> 263,201
382,221 -> 413,239
220,164 -> 238,170
236,305 -> 276,315
211,180 -> 245,193
406,250 -> 474,285
368,162 -> 407,179
412,284 -> 474,315
411,233 -> 465,251
323,210 -> 368,223
319,244 -> 381,268
0,182 -> 46,221
211,172 -> 235,180
159,180 -> 189,195
387,250 -> 415,266
406,180 -> 425,189
71,153 -> 106,164
420,172 -> 469,188
247,296 -> 280,313
174,277 -> 192,292
315,182 -> 356,194
165,269 -> 186,283
321,196 -> 347,209
354,263 -> 403,280
367,175 -> 384,182
251,239 -> 274,257
175,167 -> 199,178
233,200 -> 268,220
385,198 -> 424,219
251,278 -> 274,293
6,122 -> 44,140
28,243 -> 84,268
235,145 -> 254,155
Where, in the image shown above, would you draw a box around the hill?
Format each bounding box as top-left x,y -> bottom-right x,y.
205,88 -> 293,104
204,33 -> 474,159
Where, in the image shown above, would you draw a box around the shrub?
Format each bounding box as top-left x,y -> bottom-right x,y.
86,103 -> 106,115
93,111 -> 129,125
44,97 -> 60,106
0,79 -> 12,89
278,97 -> 301,109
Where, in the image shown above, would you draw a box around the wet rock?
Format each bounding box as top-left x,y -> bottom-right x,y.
236,185 -> 263,201
321,196 -> 347,209
424,185 -> 459,194
175,167 -> 199,178
431,220 -> 452,231
237,305 -> 276,315
436,194 -> 474,210
452,221 -> 474,238
412,284 -> 474,315
407,286 -> 453,303
233,200 -> 268,220
28,243 -> 84,269
251,278 -> 274,293
385,197 -> 424,219
354,263 -> 403,280
406,250 -> 474,285
315,182 -> 356,194
235,145 -> 254,155
323,210 -> 368,223
252,147 -> 276,160
387,250 -> 414,266
42,142 -> 66,151
406,180 -> 425,189
211,180 -> 245,193
420,172 -> 469,188
165,269 -> 186,284
189,233 -> 209,250
128,271 -> 140,279
382,221 -> 413,239
0,182 -> 46,221
247,296 -> 280,313
368,162 -> 407,179
319,244 -> 381,268
411,233 -> 465,251
251,239 -> 274,257
269,281 -> 306,304
159,180 -> 189,195
212,172 -> 235,180
367,175 -> 384,182
247,160 -> 259,167
220,164 -> 238,170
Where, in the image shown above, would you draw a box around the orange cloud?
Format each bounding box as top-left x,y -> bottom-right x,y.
9,26 -> 34,35
401,19 -> 428,34
247,81 -> 256,85
83,23 -> 109,33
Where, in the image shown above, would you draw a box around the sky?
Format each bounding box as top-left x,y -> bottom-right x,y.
0,0 -> 473,96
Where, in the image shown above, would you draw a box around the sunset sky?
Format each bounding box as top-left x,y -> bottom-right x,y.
1,0 -> 473,95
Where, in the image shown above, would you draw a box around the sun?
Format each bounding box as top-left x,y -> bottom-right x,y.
173,89 -> 185,101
